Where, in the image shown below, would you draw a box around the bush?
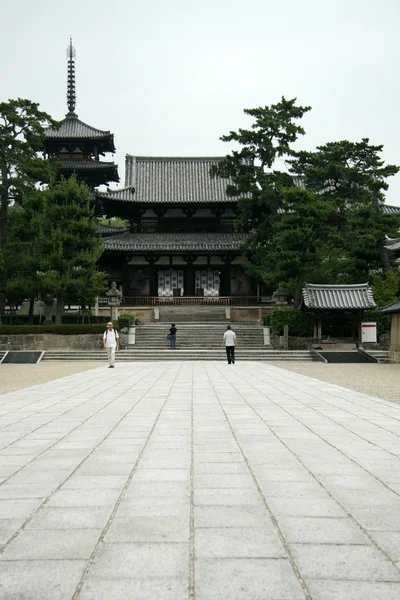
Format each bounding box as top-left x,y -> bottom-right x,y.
118,314 -> 135,329
0,315 -> 110,325
270,310 -> 314,337
0,324 -> 118,336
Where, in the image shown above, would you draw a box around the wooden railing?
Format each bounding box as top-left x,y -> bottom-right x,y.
98,296 -> 275,307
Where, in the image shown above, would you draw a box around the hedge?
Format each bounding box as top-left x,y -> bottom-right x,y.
269,310 -> 314,337
0,322 -> 119,336
0,315 -> 110,325
266,309 -> 391,338
118,314 -> 135,329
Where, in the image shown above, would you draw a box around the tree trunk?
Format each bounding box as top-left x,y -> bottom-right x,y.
378,239 -> 390,271
293,273 -> 305,309
55,294 -> 63,325
28,296 -> 35,324
372,191 -> 390,271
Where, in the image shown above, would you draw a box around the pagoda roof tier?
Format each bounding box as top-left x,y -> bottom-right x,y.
46,113 -> 116,151
103,232 -> 248,253
302,283 -> 376,311
97,186 -> 135,203
381,204 -> 400,215
123,156 -> 237,204
385,236 -> 400,251
99,224 -> 127,237
59,160 -> 119,187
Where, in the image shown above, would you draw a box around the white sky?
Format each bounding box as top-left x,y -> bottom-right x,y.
1,0 -> 399,204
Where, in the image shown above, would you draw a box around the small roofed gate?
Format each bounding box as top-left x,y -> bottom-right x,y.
301,283 -> 377,343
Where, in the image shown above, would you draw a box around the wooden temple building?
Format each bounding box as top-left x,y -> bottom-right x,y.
96,156 -> 255,304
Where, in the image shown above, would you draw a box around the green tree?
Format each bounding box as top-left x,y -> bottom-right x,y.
214,102 -> 400,305
243,186 -> 341,307
35,176 -> 107,324
0,98 -> 56,246
211,97 -> 311,217
370,270 -> 400,307
289,139 -> 400,273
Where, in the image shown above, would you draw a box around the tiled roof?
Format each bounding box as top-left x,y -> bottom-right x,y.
385,237 -> 400,251
381,204 -> 400,215
103,232 -> 248,252
46,113 -> 114,141
302,283 -> 376,310
381,300 -> 400,314
123,156 -> 236,204
59,160 -> 117,171
97,187 -> 135,202
99,224 -> 127,236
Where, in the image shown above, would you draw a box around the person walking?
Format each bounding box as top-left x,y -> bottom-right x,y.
222,324 -> 238,364
169,323 -> 177,349
103,321 -> 120,368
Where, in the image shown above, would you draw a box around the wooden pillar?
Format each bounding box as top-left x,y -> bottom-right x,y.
221,257 -> 232,296
185,261 -> 195,295
122,258 -> 130,296
317,317 -> 322,342
146,255 -> 158,296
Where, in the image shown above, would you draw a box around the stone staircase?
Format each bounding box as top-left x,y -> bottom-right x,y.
134,323 -> 263,349
364,350 -> 390,364
41,349 -> 314,362
40,323 -> 316,361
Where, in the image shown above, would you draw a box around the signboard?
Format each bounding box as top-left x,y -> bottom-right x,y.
361,322 -> 377,344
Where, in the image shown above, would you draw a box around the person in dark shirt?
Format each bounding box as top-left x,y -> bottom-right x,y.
169,324 -> 177,349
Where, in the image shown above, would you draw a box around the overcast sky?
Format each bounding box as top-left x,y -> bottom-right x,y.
1,0 -> 399,204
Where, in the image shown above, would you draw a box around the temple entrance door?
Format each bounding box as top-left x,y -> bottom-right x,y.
195,269 -> 220,296
158,269 -> 184,297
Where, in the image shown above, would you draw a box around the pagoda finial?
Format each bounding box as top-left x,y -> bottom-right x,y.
66,38 -> 77,115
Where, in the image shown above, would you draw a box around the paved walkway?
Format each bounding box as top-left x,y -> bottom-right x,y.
0,362 -> 400,600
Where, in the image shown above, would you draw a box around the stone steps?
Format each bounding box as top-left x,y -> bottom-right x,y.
364,350 -> 390,364
41,350 -> 314,362
134,324 -> 264,349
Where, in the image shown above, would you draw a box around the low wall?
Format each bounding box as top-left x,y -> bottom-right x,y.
389,351 -> 400,363
231,307 -> 262,321
0,334 -> 104,351
97,307 -> 153,322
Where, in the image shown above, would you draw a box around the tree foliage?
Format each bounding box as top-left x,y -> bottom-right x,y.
213,100 -> 400,306
0,98 -> 56,246
33,176 -> 107,324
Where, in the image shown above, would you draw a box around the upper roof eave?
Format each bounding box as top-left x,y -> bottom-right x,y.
302,283 -> 376,310
45,113 -> 115,146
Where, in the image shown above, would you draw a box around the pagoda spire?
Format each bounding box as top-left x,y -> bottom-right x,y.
66,38 -> 77,115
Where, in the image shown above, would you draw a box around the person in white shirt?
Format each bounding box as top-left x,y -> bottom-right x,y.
103,321 -> 120,368
222,325 -> 238,364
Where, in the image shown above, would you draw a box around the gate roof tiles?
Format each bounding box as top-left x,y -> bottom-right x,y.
302,283 -> 376,310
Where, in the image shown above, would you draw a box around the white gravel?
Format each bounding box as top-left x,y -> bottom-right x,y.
270,362 -> 400,404
0,361 -> 399,405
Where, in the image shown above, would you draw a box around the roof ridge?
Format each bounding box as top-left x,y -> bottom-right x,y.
305,283 -> 370,288
129,156 -> 226,162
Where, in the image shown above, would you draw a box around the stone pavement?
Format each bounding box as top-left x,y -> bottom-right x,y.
0,362 -> 400,600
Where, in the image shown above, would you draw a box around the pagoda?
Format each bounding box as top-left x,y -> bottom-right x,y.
44,40 -> 119,188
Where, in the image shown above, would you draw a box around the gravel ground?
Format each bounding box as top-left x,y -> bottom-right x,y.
0,362 -> 101,394
272,362 -> 400,404
0,361 -> 399,404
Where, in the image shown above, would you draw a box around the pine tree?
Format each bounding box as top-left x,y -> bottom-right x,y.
35,176 -> 107,324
